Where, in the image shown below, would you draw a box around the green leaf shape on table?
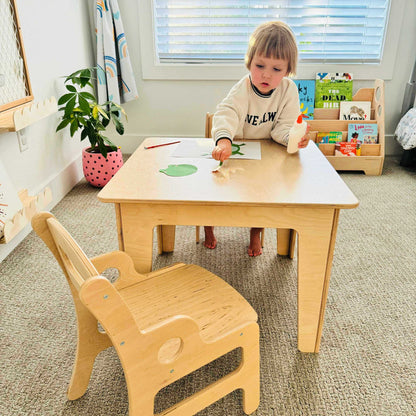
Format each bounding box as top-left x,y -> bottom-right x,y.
159,164 -> 198,177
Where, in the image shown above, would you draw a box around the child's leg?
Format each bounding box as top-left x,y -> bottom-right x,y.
248,228 -> 263,257
204,226 -> 217,249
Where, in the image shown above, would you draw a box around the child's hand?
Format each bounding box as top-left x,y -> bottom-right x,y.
212,139 -> 232,161
298,124 -> 311,149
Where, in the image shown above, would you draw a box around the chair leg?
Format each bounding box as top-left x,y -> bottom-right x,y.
67,295 -> 112,400
240,325 -> 260,415
125,326 -> 260,416
196,226 -> 200,244
125,377 -> 155,416
67,335 -> 110,400
260,228 -> 265,247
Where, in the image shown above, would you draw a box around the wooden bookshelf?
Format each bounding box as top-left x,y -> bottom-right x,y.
308,79 -> 385,175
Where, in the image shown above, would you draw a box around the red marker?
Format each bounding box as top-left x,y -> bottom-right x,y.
144,140 -> 181,149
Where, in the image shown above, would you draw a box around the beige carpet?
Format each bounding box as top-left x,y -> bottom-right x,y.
0,156 -> 415,415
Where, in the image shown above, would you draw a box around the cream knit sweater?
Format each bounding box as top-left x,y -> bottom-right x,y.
212,75 -> 300,146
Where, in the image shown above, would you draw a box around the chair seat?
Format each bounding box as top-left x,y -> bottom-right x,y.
120,263 -> 257,342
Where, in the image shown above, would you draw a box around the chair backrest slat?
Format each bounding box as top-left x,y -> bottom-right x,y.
46,217 -> 98,291
205,112 -> 213,138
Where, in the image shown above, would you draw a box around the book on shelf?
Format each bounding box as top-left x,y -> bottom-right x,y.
339,101 -> 371,121
335,142 -> 361,157
316,131 -> 343,144
315,73 -> 353,109
348,123 -> 378,143
293,80 -> 315,119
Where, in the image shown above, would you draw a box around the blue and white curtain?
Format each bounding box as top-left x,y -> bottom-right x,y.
96,0 -> 138,104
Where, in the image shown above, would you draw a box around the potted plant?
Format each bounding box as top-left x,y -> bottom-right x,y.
56,67 -> 127,187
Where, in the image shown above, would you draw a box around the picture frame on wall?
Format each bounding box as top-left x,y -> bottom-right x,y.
0,0 -> 33,113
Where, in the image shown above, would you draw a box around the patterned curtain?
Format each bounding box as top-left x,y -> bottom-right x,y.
95,0 -> 138,104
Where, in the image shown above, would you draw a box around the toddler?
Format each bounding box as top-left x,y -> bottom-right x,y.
205,21 -> 310,256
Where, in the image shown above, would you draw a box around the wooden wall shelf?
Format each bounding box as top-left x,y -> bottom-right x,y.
0,187 -> 52,244
0,97 -> 57,133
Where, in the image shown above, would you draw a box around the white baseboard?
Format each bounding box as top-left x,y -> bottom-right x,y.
0,155 -> 83,263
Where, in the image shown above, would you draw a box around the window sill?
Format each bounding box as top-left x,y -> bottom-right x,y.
141,61 -> 396,81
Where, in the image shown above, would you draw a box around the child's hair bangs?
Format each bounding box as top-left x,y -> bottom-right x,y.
261,36 -> 290,62
245,21 -> 298,75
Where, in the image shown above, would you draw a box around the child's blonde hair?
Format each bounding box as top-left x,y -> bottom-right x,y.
245,21 -> 298,76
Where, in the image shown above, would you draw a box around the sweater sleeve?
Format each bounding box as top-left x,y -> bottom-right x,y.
271,80 -> 300,146
211,78 -> 247,144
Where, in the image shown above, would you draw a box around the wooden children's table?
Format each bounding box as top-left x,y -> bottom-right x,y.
98,137 -> 358,352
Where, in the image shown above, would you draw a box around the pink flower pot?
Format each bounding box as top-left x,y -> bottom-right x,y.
82,147 -> 123,188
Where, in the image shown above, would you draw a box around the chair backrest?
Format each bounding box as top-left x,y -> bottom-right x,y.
32,212 -> 98,291
205,112 -> 213,138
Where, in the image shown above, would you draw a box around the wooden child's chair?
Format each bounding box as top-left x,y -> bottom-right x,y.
196,113 -> 296,257
32,212 -> 260,416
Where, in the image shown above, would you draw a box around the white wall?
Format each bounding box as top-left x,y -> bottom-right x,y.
112,0 -> 416,156
0,0 -> 93,261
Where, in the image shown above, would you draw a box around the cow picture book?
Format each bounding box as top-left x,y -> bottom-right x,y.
339,101 -> 371,121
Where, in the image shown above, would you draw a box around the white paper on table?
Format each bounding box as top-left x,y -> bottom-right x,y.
171,139 -> 261,160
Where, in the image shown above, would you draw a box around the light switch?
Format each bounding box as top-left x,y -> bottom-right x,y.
17,128 -> 29,152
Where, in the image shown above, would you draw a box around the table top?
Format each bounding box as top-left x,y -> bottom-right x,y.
98,137 -> 359,209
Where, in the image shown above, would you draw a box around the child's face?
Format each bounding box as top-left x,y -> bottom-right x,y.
249,54 -> 289,94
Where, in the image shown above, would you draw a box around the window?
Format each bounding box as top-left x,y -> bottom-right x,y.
138,0 -> 403,80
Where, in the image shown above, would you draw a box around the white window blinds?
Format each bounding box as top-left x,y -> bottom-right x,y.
153,0 -> 390,63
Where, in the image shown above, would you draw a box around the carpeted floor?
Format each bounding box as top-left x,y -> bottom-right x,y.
0,156 -> 415,416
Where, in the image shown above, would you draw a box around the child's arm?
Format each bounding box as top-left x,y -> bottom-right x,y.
212,108 -> 238,145
271,81 -> 302,146
211,78 -> 248,145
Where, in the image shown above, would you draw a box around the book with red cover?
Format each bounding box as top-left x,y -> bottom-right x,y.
335,142 -> 360,156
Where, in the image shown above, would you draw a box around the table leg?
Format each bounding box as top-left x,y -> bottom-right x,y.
157,226 -> 163,255
114,203 -> 124,251
158,225 -> 176,252
118,204 -> 155,273
276,228 -> 291,255
289,229 -> 296,259
296,209 -> 339,353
